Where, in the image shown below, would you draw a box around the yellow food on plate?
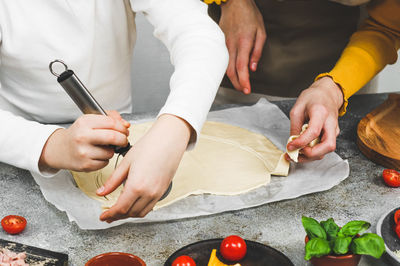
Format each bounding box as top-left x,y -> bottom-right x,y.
208,249 -> 241,266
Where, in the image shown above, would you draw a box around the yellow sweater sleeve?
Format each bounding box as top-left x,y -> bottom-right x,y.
203,0 -> 227,4
316,0 -> 400,116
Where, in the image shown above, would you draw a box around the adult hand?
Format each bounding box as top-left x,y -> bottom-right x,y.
39,111 -> 130,172
219,0 -> 266,94
97,114 -> 192,221
287,77 -> 344,162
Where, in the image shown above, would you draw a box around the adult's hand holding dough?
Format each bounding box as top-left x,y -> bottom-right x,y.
287,77 -> 343,162
71,121 -> 289,214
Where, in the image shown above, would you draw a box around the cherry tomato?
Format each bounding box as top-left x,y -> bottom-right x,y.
1,215 -> 27,235
220,235 -> 247,261
172,255 -> 196,266
383,169 -> 400,187
394,210 -> 400,224
395,223 -> 400,240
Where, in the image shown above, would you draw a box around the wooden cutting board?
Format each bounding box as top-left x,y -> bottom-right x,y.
357,93 -> 400,170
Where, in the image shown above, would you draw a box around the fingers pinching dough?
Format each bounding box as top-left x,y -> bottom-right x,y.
286,124 -> 320,162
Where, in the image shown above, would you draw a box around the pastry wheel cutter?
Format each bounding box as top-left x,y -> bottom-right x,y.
49,59 -> 172,200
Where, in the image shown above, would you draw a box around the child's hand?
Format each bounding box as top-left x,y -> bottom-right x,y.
96,114 -> 192,222
39,111 -> 130,172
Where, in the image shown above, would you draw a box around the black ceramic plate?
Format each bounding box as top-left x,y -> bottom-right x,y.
377,207 -> 400,265
0,238 -> 68,266
164,238 -> 293,266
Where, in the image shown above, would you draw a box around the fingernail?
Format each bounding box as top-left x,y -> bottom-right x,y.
287,145 -> 294,151
251,62 -> 257,71
123,120 -> 130,127
96,186 -> 105,194
244,88 -> 250,94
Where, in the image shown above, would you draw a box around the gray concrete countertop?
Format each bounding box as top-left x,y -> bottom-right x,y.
0,94 -> 397,265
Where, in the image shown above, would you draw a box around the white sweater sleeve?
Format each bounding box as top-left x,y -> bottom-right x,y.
130,0 -> 229,146
0,109 -> 61,176
0,22 -> 62,176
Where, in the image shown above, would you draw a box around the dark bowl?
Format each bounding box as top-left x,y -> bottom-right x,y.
305,236 -> 361,266
165,238 -> 293,266
86,252 -> 146,266
376,207 -> 400,265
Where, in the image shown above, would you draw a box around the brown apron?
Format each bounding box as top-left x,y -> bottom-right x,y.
209,0 -> 360,97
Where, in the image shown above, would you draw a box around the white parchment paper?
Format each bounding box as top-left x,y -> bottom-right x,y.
32,99 -> 349,229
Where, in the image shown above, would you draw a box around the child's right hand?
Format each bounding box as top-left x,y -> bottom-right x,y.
39,111 -> 130,172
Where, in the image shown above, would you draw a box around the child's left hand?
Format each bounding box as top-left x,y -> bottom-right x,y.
96,114 -> 193,222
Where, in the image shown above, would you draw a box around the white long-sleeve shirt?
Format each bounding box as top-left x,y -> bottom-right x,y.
0,0 -> 228,176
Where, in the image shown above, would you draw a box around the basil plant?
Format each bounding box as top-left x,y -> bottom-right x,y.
302,216 -> 385,260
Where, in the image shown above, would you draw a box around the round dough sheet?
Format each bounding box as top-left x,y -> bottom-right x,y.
71,121 -> 289,210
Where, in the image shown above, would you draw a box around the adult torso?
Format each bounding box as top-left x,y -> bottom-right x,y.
210,0 -> 360,97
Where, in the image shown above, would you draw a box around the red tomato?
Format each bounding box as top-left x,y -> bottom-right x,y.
220,235 -> 247,261
394,210 -> 400,224
383,169 -> 400,187
1,215 -> 27,235
395,223 -> 400,239
172,255 -> 196,266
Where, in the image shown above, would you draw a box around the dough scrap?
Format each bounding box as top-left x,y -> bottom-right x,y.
286,124 -> 320,162
71,121 -> 289,210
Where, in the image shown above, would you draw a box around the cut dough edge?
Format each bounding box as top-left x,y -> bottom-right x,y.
71,121 -> 289,211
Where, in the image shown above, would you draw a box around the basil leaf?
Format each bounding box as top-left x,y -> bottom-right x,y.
305,238 -> 331,260
338,220 -> 370,237
332,236 -> 352,255
302,216 -> 327,240
350,233 -> 385,259
320,218 -> 340,240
